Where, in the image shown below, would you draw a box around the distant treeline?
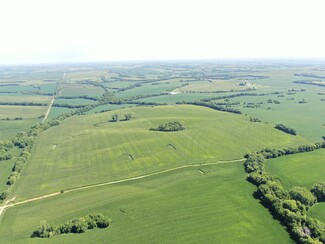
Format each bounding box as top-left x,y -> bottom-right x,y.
0,101 -> 48,106
200,91 -> 283,102
294,73 -> 325,79
294,80 -> 325,88
177,101 -> 242,114
57,95 -> 99,101
244,142 -> 325,243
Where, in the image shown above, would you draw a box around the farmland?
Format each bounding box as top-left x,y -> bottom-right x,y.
0,61 -> 325,243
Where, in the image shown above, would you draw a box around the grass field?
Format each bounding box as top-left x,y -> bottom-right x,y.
308,203 -> 325,223
12,105 -> 307,200
0,95 -> 52,104
0,162 -> 292,243
2,62 -> 325,243
0,106 -> 47,119
179,79 -> 259,92
0,120 -> 39,139
266,149 -> 325,190
60,83 -> 105,96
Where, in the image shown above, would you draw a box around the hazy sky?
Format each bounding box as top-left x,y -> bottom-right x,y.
0,0 -> 325,64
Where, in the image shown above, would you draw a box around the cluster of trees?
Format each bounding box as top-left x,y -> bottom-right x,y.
267,99 -> 281,104
244,142 -> 325,243
150,121 -> 185,132
31,213 -> 110,238
249,117 -> 262,122
111,113 -> 132,122
275,123 -> 297,135
176,101 -> 242,114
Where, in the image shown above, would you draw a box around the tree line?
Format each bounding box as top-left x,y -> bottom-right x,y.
31,213 -> 110,238
244,142 -> 325,244
275,123 -> 297,135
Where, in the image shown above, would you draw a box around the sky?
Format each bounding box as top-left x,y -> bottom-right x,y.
0,0 -> 325,64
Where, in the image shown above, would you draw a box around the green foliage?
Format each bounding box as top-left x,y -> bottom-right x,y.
312,182 -> 325,202
31,213 -> 110,238
124,113 -> 132,121
275,123 -> 297,135
244,145 -> 325,243
150,121 -> 185,132
111,113 -> 119,122
290,187 -> 317,207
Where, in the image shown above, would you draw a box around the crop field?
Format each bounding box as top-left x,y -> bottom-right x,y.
1,61 -> 325,243
0,162 -> 291,243
266,149 -> 325,189
178,79 -> 260,92
12,105 -> 307,200
60,83 -> 105,96
308,203 -> 325,222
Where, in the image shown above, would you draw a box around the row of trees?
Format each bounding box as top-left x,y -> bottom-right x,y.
275,123 -> 297,135
177,101 -> 242,114
0,101 -> 48,106
244,142 -> 325,243
31,213 -> 110,238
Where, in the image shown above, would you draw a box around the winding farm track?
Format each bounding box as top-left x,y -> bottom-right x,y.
0,158 -> 245,220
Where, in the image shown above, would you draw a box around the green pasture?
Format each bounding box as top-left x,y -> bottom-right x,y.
0,95 -> 51,103
308,203 -> 325,223
47,107 -> 76,120
60,83 -> 105,96
87,104 -> 134,114
12,105 -> 307,200
1,162 -> 291,243
266,149 -> 325,190
0,106 -> 47,119
54,98 -> 96,106
0,119 -> 39,140
115,82 -> 183,98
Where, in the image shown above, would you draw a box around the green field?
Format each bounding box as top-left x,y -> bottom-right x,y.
12,105 -> 307,201
2,61 -> 325,243
308,203 -> 325,223
0,106 -> 47,120
266,149 -> 325,190
0,162 -> 292,243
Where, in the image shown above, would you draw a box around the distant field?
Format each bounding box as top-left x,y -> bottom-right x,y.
1,162 -> 291,243
87,103 -> 134,114
179,79 -> 258,92
13,105 -> 307,200
115,82 -> 183,98
266,149 -> 325,190
0,106 -> 47,119
64,71 -> 115,81
60,83 -> 105,96
0,95 -> 51,103
47,107 -> 76,119
135,92 -> 231,104
54,98 -> 96,106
